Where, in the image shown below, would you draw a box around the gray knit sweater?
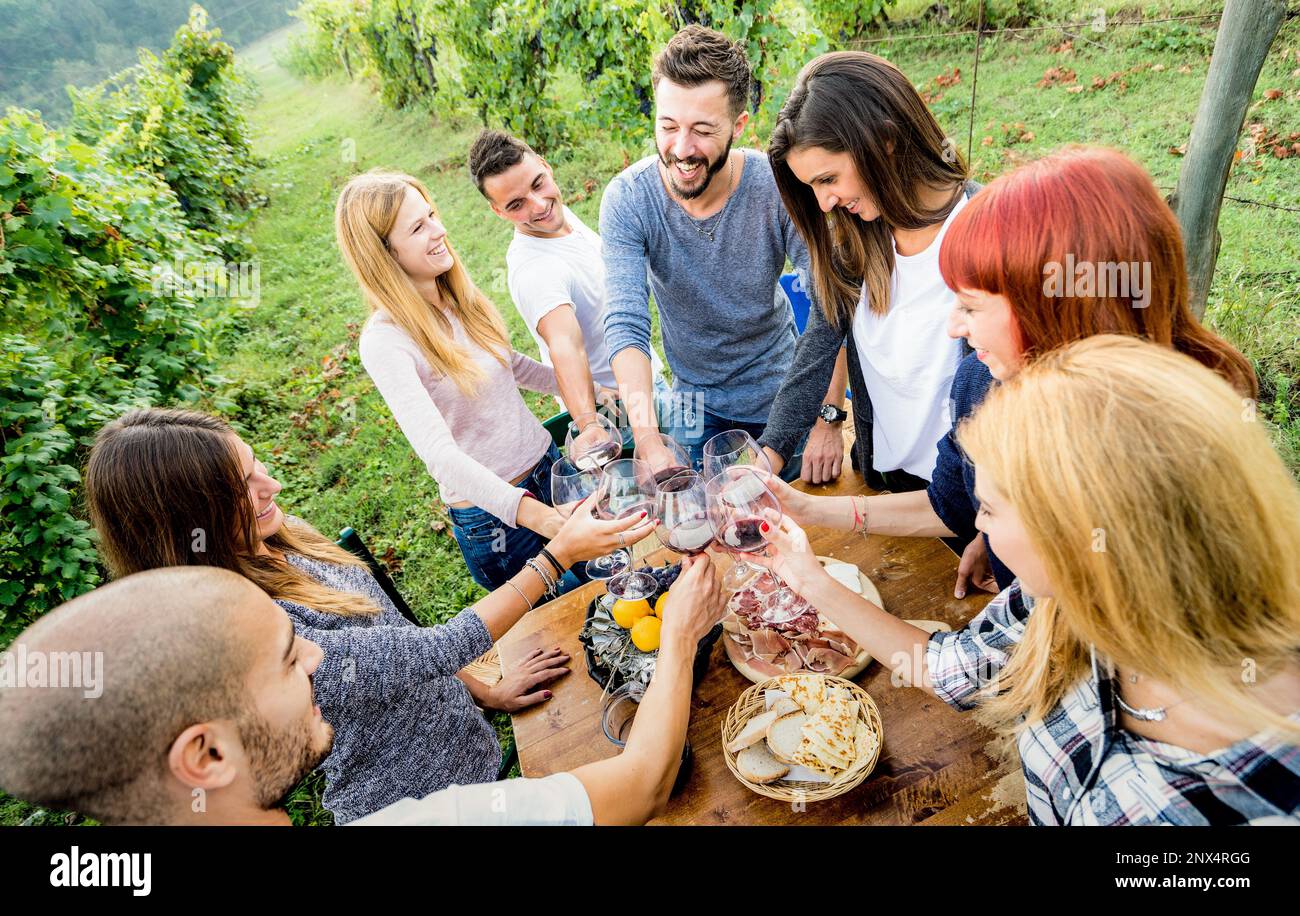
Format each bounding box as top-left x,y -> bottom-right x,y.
278,552 -> 500,823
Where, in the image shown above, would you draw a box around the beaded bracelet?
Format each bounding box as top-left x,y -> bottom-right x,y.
523,560 -> 553,598
525,558 -> 557,598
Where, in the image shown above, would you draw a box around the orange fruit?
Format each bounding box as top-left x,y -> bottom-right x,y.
654,591 -> 671,618
611,597 -> 652,629
631,615 -> 662,652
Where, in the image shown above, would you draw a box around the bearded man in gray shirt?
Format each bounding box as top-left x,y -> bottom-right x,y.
600,25 -> 849,481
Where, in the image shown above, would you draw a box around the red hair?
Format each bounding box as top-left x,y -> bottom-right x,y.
939,146 -> 1256,398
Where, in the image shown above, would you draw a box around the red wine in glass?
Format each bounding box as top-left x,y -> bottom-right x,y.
705,467 -> 782,592
721,516 -> 768,553
652,465 -> 692,487
589,458 -> 652,581
574,439 -> 621,471
664,516 -> 714,555
605,569 -> 657,601
596,495 -> 650,521
614,500 -> 654,522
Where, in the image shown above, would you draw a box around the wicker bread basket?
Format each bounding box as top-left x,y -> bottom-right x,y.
721,673 -> 883,802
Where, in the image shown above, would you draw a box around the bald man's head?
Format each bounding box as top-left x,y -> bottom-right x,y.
0,567 -> 329,824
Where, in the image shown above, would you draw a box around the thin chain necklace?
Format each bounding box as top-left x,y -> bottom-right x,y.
679,154 -> 735,243
1114,667 -> 1191,722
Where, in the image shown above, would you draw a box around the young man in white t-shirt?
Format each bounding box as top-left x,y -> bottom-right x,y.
468,130 -> 669,448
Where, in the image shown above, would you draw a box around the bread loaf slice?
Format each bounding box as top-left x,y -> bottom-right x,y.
736,742 -> 790,784
765,712 -> 808,764
724,709 -> 780,754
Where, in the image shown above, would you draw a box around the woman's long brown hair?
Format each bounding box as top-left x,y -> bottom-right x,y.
769,51 -> 969,328
85,409 -> 380,617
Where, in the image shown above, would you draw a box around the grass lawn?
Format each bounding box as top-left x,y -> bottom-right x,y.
5,2 -> 1296,826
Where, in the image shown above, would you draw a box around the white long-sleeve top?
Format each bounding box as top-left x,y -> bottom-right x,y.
359,308 -> 558,526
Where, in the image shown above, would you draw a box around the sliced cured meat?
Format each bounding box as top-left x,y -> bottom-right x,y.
803,646 -> 855,675
750,573 -> 781,595
750,629 -> 792,662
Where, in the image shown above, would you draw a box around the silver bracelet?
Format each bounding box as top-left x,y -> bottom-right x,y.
503,579 -> 532,611
525,558 -> 556,597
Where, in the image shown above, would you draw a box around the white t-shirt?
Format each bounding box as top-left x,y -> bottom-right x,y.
349,772 -> 594,826
506,206 -> 664,395
851,193 -> 968,480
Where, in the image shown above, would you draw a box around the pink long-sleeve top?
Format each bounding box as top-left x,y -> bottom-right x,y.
359,308 -> 559,527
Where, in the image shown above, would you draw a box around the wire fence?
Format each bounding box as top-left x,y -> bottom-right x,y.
850,4 -> 1298,216
3,4 -> 1297,214
846,11 -> 1227,47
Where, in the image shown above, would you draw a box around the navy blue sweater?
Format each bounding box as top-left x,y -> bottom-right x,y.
926,352 -> 1015,590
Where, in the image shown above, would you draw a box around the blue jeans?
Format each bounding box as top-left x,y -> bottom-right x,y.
449,443 -> 587,595
662,388 -> 807,483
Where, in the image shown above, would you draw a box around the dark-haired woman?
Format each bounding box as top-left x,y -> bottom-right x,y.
760,51 -> 978,514
760,145 -> 1256,600
84,408 -> 655,823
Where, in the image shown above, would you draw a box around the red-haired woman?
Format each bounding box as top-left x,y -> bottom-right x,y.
762,145 -> 1256,598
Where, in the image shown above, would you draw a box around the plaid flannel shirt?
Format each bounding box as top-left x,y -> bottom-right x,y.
926,582 -> 1300,825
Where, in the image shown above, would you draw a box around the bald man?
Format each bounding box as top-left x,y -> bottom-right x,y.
0,562 -> 726,825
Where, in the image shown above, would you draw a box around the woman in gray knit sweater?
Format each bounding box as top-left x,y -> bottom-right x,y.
84,408 -> 656,823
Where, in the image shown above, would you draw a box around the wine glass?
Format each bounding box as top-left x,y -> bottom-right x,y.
762,583 -> 805,625
702,429 -> 772,481
550,456 -> 601,519
634,432 -> 691,485
706,466 -> 781,593
565,413 -> 622,472
654,469 -> 715,558
550,456 -> 623,583
595,459 -> 658,601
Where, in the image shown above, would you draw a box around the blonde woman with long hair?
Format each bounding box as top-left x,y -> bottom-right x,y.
753,336 -> 1299,824
338,169 -> 606,592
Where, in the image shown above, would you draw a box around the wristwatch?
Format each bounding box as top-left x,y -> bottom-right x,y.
818,404 -> 847,423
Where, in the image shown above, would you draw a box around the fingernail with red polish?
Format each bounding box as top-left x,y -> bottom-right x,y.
544,691 -> 553,699
760,521 -> 770,532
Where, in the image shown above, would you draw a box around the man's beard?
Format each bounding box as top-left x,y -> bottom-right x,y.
660,136 -> 733,201
238,710 -> 334,810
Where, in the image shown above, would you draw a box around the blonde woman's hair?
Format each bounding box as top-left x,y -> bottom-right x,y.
335,169 -> 511,396
87,408 -> 381,618
957,335 -> 1300,741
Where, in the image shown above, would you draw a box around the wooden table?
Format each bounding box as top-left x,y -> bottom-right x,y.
498,434 -> 1029,826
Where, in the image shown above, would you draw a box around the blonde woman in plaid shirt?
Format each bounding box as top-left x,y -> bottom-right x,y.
754,336 -> 1300,824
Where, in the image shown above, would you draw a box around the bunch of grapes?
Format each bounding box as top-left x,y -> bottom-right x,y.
643,561 -> 682,602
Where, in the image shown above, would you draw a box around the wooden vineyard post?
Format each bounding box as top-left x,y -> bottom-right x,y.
1169,0 -> 1287,319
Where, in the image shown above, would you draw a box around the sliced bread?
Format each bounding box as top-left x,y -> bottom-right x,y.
736,741 -> 790,784
770,696 -> 801,718
765,712 -> 808,764
724,709 -> 780,754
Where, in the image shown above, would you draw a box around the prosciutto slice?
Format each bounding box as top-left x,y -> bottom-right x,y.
723,575 -> 867,678
750,629 -> 792,662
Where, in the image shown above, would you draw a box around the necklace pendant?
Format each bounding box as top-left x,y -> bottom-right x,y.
1116,692 -> 1167,722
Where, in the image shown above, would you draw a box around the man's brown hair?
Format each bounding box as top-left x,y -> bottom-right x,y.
467,129 -> 538,196
652,25 -> 752,118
